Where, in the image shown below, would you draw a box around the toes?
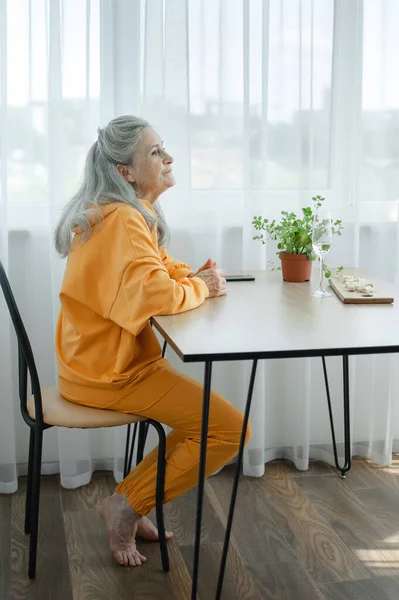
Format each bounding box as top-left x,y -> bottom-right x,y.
165,531 -> 174,540
127,553 -> 138,567
113,550 -> 125,566
129,551 -> 146,567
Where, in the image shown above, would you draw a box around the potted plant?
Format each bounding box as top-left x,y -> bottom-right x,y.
252,196 -> 343,282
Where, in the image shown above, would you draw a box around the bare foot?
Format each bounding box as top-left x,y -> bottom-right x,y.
99,494 -> 146,567
136,516 -> 173,542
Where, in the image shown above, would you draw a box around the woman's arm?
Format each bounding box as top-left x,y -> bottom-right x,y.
159,247 -> 192,281
109,211 -> 209,335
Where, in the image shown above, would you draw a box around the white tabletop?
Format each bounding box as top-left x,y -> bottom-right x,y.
152,270 -> 399,362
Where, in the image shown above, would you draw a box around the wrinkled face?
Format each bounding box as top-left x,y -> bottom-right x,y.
118,127 -> 175,204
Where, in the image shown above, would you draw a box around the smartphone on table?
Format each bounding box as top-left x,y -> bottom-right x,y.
224,274 -> 255,282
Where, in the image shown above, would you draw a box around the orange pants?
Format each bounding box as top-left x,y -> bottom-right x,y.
109,360 -> 252,516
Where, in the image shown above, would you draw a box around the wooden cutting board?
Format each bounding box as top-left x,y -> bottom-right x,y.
329,277 -> 394,304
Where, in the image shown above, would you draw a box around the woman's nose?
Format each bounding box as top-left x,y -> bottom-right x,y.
163,152 -> 173,165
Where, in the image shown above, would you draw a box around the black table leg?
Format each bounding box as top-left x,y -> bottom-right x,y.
322,354 -> 351,478
215,359 -> 258,600
191,361 -> 213,600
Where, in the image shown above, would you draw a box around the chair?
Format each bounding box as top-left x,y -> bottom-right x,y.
0,261 -> 169,579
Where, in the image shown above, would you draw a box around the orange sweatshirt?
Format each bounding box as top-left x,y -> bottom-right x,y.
56,201 -> 209,403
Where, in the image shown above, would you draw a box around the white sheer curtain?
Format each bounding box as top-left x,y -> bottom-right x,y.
1,0 -> 399,493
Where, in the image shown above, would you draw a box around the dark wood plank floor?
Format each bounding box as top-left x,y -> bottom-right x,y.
2,456 -> 399,599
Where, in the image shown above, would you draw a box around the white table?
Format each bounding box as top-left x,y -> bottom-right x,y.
152,270 -> 399,599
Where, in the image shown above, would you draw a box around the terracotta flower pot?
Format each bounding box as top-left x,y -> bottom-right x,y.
279,253 -> 312,283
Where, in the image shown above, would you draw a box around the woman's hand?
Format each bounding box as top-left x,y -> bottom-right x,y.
194,267 -> 227,298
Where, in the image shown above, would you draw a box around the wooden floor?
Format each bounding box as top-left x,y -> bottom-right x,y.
3,457 -> 399,599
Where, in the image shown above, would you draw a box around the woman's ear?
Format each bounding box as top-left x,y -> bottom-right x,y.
117,164 -> 135,183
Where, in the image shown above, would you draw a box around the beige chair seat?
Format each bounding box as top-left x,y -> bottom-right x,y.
27,386 -> 145,429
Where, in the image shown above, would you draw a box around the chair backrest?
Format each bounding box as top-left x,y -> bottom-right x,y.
0,260 -> 43,425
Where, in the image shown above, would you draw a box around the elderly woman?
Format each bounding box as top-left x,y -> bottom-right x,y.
54,115 -> 251,567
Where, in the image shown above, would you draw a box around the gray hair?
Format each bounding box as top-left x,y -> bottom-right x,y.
54,115 -> 170,257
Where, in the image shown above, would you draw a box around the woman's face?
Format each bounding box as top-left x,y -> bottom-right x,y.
119,127 -> 175,204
